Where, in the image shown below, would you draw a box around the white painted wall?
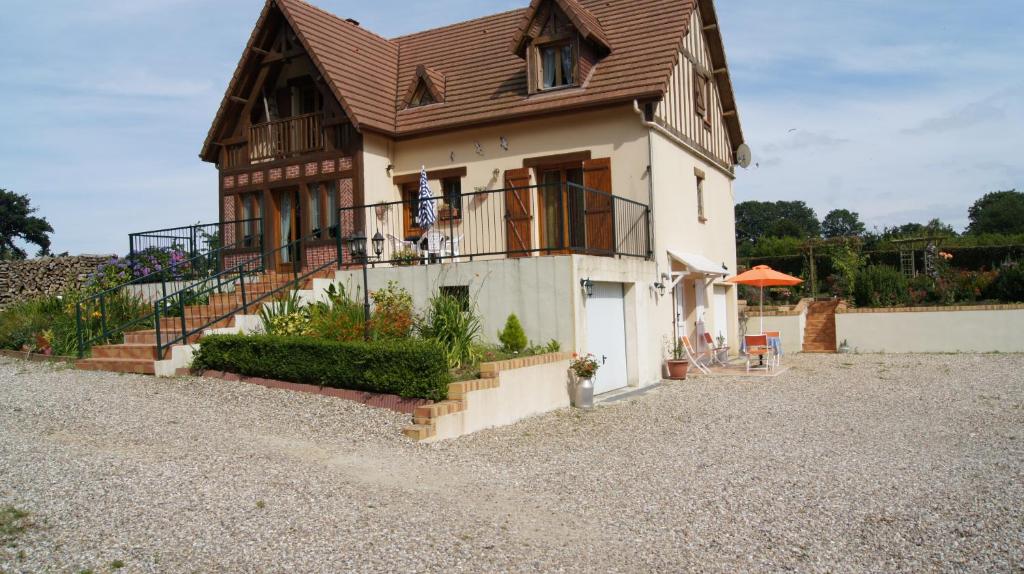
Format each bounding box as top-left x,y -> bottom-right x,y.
429,358 -> 572,442
836,308 -> 1024,353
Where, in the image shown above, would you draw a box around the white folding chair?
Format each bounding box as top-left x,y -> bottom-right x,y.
681,336 -> 711,375
445,235 -> 463,260
764,330 -> 782,368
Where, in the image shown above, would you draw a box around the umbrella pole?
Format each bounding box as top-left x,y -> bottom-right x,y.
759,286 -> 764,334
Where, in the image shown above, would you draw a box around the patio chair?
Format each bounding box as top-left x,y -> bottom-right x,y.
744,334 -> 772,373
680,336 -> 712,375
420,228 -> 446,264
387,233 -> 415,256
444,235 -> 463,259
702,332 -> 729,366
763,330 -> 782,368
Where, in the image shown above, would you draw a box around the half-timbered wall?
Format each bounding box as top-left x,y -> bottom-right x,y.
654,6 -> 734,171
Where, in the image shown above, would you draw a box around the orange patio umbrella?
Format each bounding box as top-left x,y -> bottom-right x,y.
725,265 -> 803,333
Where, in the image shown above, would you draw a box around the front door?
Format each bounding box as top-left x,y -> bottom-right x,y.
272,187 -> 302,273
586,282 -> 629,395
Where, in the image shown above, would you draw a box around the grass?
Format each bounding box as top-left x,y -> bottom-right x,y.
0,506 -> 30,546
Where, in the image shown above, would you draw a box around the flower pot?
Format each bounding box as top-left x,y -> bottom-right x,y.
666,359 -> 689,380
573,377 -> 594,409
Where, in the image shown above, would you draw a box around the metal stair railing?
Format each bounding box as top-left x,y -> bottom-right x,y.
153,231 -> 341,359
75,230 -> 264,358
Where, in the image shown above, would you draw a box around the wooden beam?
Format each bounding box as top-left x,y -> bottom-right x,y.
229,96 -> 248,104
250,46 -> 269,56
713,68 -> 728,75
722,110 -> 737,117
392,167 -> 468,186
703,24 -> 718,31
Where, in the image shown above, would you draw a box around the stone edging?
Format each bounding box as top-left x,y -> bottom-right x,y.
403,352 -> 574,441
196,370 -> 433,414
838,303 -> 1024,314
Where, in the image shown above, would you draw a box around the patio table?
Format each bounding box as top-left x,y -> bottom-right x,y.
740,335 -> 782,365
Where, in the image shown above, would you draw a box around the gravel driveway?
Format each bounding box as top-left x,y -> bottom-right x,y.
1,353 -> 1022,573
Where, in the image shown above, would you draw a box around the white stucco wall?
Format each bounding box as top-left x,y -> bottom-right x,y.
429,358 -> 572,442
836,308 -> 1024,353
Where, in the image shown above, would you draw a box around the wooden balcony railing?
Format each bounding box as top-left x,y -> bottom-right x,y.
249,112 -> 324,163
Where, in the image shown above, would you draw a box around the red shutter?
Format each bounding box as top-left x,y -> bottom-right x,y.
583,158 -> 614,255
504,168 -> 533,257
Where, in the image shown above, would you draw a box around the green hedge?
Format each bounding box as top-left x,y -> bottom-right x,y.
191,335 -> 452,401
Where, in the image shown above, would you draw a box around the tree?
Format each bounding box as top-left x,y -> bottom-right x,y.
821,209 -> 866,238
498,313 -> 527,353
0,189 -> 53,260
967,190 -> 1024,235
735,200 -> 820,250
881,218 -> 956,240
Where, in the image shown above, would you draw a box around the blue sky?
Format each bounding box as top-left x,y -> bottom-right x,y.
1,0 -> 1021,255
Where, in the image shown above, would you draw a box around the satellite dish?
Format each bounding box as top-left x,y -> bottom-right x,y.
736,143 -> 752,168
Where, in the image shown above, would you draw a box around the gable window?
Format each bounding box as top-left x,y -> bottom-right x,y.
695,168 -> 707,223
540,41 -> 575,89
694,70 -> 711,128
408,81 -> 436,108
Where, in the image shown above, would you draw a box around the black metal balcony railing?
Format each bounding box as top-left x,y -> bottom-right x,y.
338,182 -> 651,266
249,112 -> 324,163
129,219 -> 263,261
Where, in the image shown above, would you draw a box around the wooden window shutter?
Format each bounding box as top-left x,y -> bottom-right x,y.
582,158 -> 614,255
504,168 -> 533,257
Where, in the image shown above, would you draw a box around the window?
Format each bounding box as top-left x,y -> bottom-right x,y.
695,170 -> 707,223
408,81 -> 436,108
540,41 -> 575,89
308,183 -> 323,238
439,286 -> 470,311
240,193 -> 259,248
694,70 -> 711,127
326,181 -> 339,239
442,177 -> 462,214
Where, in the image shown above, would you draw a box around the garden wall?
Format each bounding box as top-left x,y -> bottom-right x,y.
0,255 -> 113,309
835,304 -> 1024,353
405,352 -> 573,442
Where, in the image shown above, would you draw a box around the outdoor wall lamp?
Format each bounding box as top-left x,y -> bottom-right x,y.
653,282 -> 667,296
580,277 -> 594,298
385,164 -> 394,176
347,231 -> 385,342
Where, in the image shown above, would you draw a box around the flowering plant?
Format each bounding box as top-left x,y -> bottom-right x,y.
569,353 -> 600,379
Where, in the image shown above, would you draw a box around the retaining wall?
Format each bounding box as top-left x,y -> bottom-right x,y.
835,304 -> 1024,353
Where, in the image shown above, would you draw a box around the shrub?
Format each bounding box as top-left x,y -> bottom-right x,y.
498,314 -> 528,353
416,291 -> 481,369
370,281 -> 413,339
854,265 -> 910,308
307,283 -> 365,341
258,291 -> 311,336
986,263 -> 1024,302
191,335 -> 452,401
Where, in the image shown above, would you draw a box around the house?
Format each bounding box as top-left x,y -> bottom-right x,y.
200,0 -> 747,391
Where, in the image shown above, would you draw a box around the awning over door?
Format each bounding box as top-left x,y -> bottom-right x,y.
667,250 -> 728,276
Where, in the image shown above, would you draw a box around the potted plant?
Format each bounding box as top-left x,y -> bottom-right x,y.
569,353 -> 600,409
715,333 -> 729,363
665,338 -> 689,380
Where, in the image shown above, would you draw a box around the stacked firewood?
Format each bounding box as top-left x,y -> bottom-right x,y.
0,255 -> 113,310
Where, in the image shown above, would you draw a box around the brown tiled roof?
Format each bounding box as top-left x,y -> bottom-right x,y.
201,0 -> 744,161
510,0 -> 612,57
277,0 -> 399,133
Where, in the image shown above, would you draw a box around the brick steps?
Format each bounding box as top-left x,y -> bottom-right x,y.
802,300 -> 839,353
75,268 -> 333,376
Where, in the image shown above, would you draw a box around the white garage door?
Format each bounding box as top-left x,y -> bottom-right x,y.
586,282 -> 628,395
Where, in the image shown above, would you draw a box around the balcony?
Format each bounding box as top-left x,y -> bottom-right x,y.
338,183 -> 651,266
248,112 -> 324,164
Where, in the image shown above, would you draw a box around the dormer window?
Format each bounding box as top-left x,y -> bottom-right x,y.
408,81 -> 436,107
540,40 -> 575,89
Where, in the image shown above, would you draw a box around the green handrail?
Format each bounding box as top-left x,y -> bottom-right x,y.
75,233 -> 264,358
